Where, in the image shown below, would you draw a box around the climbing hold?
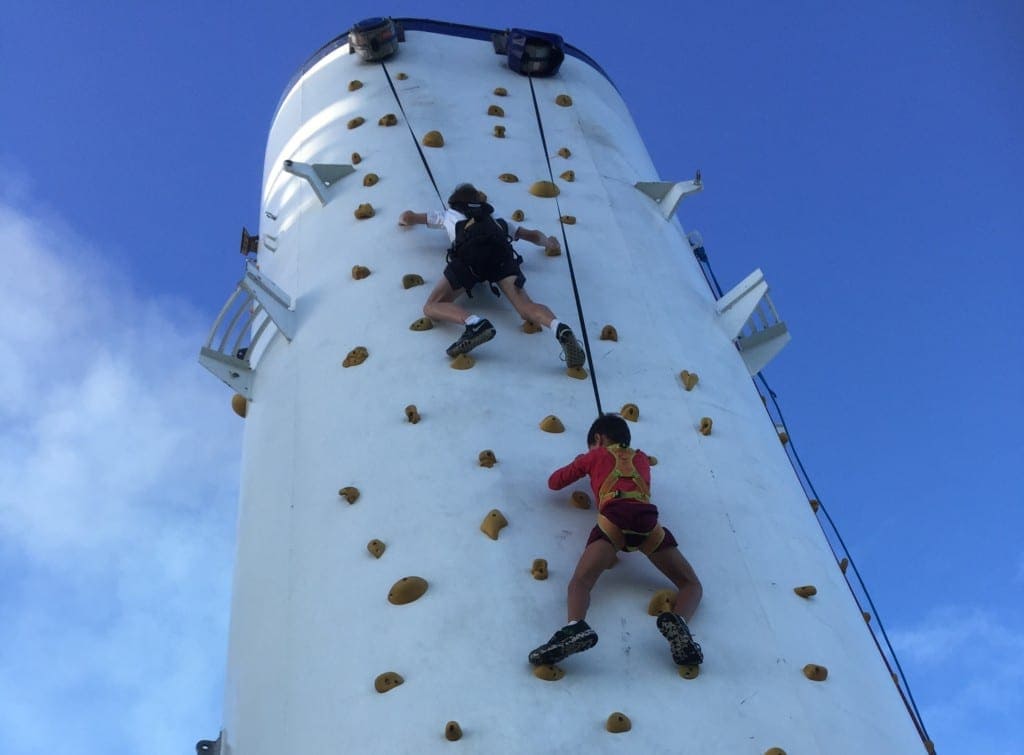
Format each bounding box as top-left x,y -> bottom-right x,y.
422,130 -> 444,147
571,491 -> 592,509
839,557 -> 849,573
362,173 -> 379,187
764,749 -> 787,755
487,105 -> 505,117
540,415 -> 565,433
378,113 -> 398,126
352,265 -> 371,279
647,588 -> 677,616
354,203 -> 375,220
493,86 -> 507,96
347,116 -> 365,129
680,370 -> 699,391
348,80 -> 363,91
863,611 -> 872,623
405,404 -> 421,424
499,173 -> 518,183
493,125 -> 506,138
648,456 -> 658,466
444,721 -> 462,741
531,558 -> 548,580
522,320 -> 542,333
388,576 -> 429,605
555,94 -> 573,107
374,672 -> 404,693
793,585 -> 817,598
803,664 -> 828,682
231,393 -> 247,418
478,449 -> 497,468
620,403 -> 639,422
395,72 -> 408,80
566,367 -> 587,380
699,417 -> 713,436
351,152 -> 362,164
600,325 -> 618,341
367,539 -> 386,558
557,147 -> 571,158
560,170 -> 575,182
778,431 -> 789,445
560,215 -> 577,225
511,209 -> 525,221
450,354 -> 475,370
528,180 -> 560,198
343,346 -> 369,367
533,664 -> 565,682
678,664 -> 700,680
809,498 -> 820,512
402,273 -> 425,289
605,712 -> 631,733
480,509 -> 509,540
338,486 -> 360,504
409,317 -> 433,331
544,244 -> 562,257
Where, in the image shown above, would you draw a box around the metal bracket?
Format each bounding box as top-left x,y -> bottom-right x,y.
195,732 -> 222,754
635,170 -> 702,220
283,160 -> 355,206
715,268 -> 791,375
198,262 -> 295,397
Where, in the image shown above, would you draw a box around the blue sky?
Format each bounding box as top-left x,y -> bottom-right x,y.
1,2 -> 1021,753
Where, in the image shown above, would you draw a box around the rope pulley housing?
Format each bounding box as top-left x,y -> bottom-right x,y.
349,17 -> 401,61
493,28 -> 565,77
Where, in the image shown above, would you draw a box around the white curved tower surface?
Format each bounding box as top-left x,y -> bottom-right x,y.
203,19 -> 929,755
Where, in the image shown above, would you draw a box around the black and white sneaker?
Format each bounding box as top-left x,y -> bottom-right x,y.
657,612 -> 703,666
446,318 -> 496,357
556,323 -> 586,369
528,620 -> 598,665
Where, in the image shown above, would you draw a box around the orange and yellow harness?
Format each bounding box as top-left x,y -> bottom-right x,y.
595,445 -> 666,555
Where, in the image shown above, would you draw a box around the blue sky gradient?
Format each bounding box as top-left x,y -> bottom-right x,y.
1,2 -> 1021,753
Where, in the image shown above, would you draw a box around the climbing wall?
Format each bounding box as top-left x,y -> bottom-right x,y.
217,23 -> 926,755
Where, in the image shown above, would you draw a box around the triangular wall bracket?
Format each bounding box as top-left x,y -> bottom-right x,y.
715,268 -> 791,375
283,160 -> 356,206
635,171 -> 702,219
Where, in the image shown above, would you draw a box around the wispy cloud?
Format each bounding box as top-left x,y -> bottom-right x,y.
0,199 -> 239,755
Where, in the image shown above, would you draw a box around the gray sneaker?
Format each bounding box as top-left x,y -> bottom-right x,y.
556,324 -> 585,368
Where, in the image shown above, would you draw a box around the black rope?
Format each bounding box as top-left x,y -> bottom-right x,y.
382,63 -> 444,205
527,76 -> 603,415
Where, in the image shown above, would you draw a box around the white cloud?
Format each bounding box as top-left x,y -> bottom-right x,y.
0,200 -> 240,755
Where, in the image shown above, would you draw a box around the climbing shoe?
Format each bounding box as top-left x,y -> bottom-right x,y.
446,318 -> 496,357
656,612 -> 703,666
556,323 -> 585,369
528,620 -> 598,665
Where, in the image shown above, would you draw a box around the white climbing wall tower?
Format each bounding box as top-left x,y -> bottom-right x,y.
201,19 -> 931,755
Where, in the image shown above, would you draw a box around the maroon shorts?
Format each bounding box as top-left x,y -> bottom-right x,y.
587,500 -> 678,553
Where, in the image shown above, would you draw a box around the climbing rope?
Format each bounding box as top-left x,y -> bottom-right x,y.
382,62 -> 444,206
528,76 -> 603,415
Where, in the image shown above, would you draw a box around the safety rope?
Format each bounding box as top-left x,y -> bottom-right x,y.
382,63 -> 444,205
527,76 -> 603,415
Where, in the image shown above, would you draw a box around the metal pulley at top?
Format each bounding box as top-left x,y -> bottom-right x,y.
349,17 -> 402,61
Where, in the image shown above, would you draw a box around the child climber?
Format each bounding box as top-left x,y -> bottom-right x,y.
529,414 -> 704,667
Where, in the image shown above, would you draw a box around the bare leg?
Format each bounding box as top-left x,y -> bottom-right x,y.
423,278 -> 470,325
497,277 -> 555,328
567,538 -> 618,621
647,547 -> 703,621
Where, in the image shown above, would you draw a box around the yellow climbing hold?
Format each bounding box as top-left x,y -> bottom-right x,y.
395,72 -> 408,80
343,346 -> 369,367
480,509 -> 509,540
600,325 -> 618,341
374,672 -> 404,693
444,721 -> 462,741
678,664 -> 700,680
571,491 -> 592,509
566,367 -> 587,380
699,417 -> 713,436
409,317 -> 433,331
764,749 -> 788,755
560,215 -> 577,225
647,588 -> 677,616
363,173 -> 379,187
555,94 -> 573,107
560,170 -> 575,182
493,125 -> 506,138
540,415 -> 565,433
529,180 -> 560,198
231,393 -> 247,418
557,147 -> 571,158
450,354 -> 475,370
839,557 -> 849,573
352,265 -> 371,280
511,209 -> 525,221
778,430 -> 789,445
402,273 -> 425,289
478,449 -> 497,468
354,203 -> 375,220
793,585 -> 817,598
367,539 -> 386,558
388,576 -> 429,605
351,152 -> 362,165
810,498 -> 820,512
405,404 -> 421,424
680,370 -> 699,391
620,403 -> 639,422
348,80 -> 363,91
493,86 -> 507,96
803,664 -> 829,682
422,130 -> 444,147
347,116 -> 365,129
533,664 -> 565,682
522,320 -> 542,333
605,712 -> 631,733
531,558 -> 548,580
487,105 -> 505,117
545,244 -> 562,257
863,611 -> 872,623
648,456 -> 658,466
338,486 -> 360,504
499,173 -> 518,183
378,113 -> 398,126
